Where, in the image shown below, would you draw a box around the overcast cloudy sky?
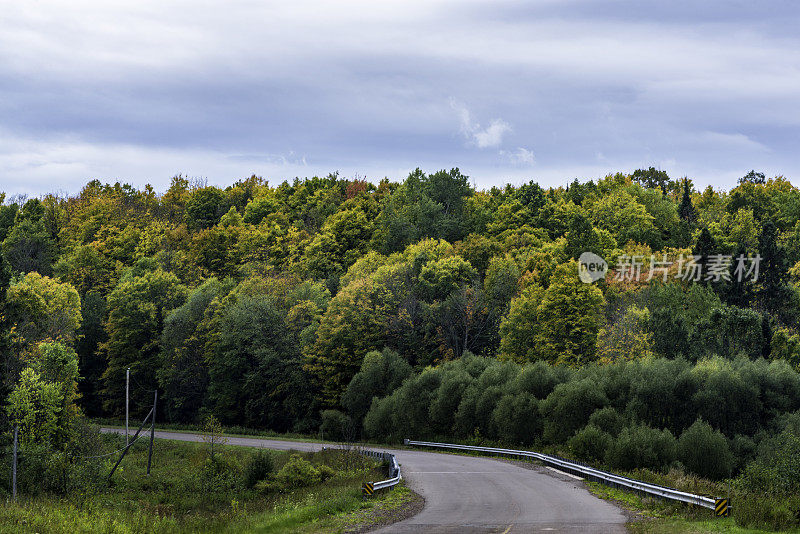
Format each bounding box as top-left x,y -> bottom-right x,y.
1,1 -> 798,195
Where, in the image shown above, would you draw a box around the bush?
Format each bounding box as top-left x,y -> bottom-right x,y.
729,434 -> 756,472
341,348 -> 412,424
243,449 -> 274,488
588,407 -> 626,437
316,463 -> 336,481
739,430 -> 800,494
568,425 -> 612,463
540,378 -> 608,444
202,454 -> 242,492
320,410 -> 352,441
493,393 -> 540,445
605,424 -> 677,472
734,492 -> 800,531
677,419 -> 734,480
364,396 -> 397,441
256,453 -> 336,493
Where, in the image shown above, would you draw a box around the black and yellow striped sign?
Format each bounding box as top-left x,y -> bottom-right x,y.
362,482 -> 374,496
715,498 -> 729,517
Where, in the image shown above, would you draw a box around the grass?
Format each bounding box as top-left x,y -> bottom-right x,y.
97,420 -> 398,450
0,434 -> 415,533
587,483 -> 793,534
94,419 -> 330,445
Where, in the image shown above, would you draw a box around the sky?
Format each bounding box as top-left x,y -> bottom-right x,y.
1,0 -> 799,196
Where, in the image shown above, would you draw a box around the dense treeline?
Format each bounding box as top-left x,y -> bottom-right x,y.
1,169 -> 799,498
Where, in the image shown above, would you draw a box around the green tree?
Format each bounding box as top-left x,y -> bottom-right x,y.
371,168 -> 473,253
341,348 -> 412,426
186,186 -> 224,230
757,220 -> 794,323
5,272 -> 82,349
540,377 -> 608,443
6,367 -> 62,446
632,167 -> 670,193
605,424 -> 677,472
596,305 -> 654,362
588,189 -> 657,246
206,292 -> 311,431
101,267 -> 186,416
678,179 -> 697,223
157,278 -> 232,423
305,207 -> 374,279
677,419 -> 734,480
2,218 -> 57,275
536,262 -> 605,365
75,290 -> 106,416
498,283 -> 545,363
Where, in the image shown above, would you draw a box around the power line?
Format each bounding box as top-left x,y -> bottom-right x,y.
128,372 -> 157,393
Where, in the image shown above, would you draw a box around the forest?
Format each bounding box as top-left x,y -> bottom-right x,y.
1,168 -> 799,518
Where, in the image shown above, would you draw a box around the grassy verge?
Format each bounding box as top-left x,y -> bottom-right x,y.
93,419 -> 328,444
0,435 -> 416,533
587,483 -> 781,534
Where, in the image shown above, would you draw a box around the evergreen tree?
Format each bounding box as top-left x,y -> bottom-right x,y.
678,179 -> 697,223
757,220 -> 793,323
693,227 -> 716,285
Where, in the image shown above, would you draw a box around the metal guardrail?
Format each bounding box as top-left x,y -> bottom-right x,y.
405,439 -> 720,510
359,448 -> 402,493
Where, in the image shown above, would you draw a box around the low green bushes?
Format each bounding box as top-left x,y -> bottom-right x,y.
604,424 -> 677,472
255,454 -> 336,493
568,424 -> 612,463
243,449 -> 275,488
676,419 -> 733,480
320,409 -> 352,441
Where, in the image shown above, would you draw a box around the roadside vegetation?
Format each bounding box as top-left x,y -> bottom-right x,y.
0,430 -> 411,533
1,168 -> 799,530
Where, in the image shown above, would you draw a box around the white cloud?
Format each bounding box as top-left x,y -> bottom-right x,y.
0,1 -> 798,193
474,119 -> 512,149
501,147 -> 535,166
452,100 -> 511,149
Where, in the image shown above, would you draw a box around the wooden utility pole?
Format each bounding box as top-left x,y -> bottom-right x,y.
126,368 -> 130,446
109,407 -> 152,480
12,425 -> 17,501
147,390 -> 157,475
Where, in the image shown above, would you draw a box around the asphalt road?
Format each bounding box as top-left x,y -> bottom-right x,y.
101,428 -> 627,533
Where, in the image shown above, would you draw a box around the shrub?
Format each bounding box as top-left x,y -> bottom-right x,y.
493,393 -> 540,445
739,430 -> 800,494
202,454 -> 242,492
677,419 -> 734,480
320,409 -> 351,441
568,425 -> 612,463
540,378 -> 608,444
729,434 -> 756,472
605,424 -> 677,472
278,454 -> 319,488
243,450 -> 274,488
588,407 -> 626,437
316,463 -> 336,481
734,492 -> 800,531
341,348 -> 412,424
364,396 -> 397,441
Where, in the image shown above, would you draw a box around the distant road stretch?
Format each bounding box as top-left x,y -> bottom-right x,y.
101,428 -> 626,533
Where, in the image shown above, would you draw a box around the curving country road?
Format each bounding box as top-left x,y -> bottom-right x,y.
101,428 -> 627,533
